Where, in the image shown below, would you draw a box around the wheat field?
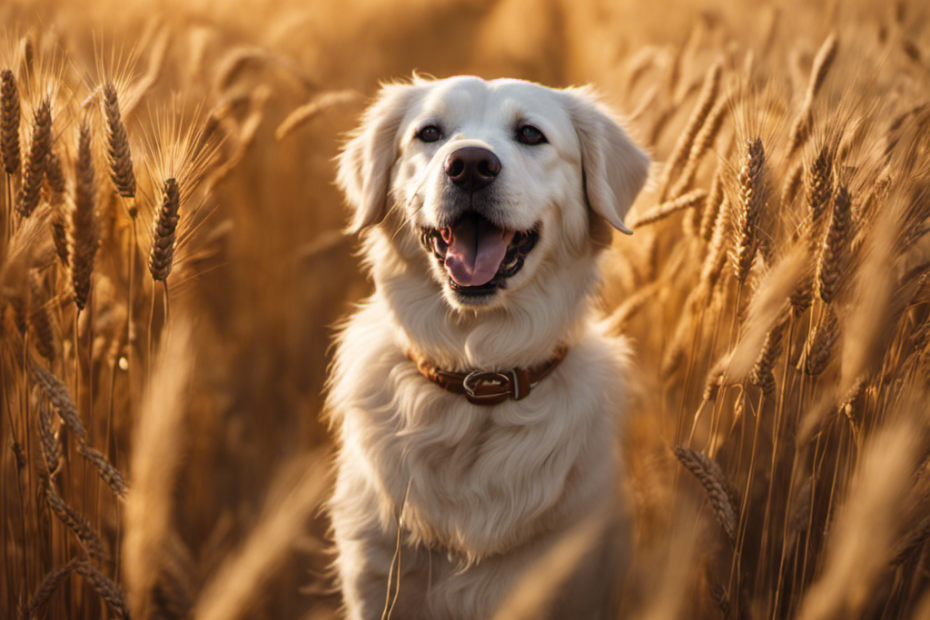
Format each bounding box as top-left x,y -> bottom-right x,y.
1,0 -> 929,618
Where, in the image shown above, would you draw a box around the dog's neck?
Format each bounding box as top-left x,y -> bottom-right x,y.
365,230 -> 602,373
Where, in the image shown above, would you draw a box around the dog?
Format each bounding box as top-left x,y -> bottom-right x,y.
326,75 -> 650,620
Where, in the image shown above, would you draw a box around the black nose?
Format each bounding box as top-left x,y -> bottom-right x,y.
444,147 -> 501,191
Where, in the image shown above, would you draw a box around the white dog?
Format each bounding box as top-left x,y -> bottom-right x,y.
326,75 -> 649,620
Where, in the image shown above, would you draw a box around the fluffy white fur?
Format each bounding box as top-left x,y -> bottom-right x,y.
327,75 -> 650,620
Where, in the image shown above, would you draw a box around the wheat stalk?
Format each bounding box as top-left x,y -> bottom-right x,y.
797,424 -> 916,620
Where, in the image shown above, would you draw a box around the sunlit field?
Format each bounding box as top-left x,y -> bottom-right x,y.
2,0 -> 930,618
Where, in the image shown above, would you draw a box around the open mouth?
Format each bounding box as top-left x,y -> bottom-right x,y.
419,212 -> 539,296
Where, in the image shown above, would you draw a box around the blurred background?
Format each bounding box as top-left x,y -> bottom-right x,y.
1,0 -> 930,618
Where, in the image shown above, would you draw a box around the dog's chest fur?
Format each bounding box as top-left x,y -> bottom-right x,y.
327,296 -> 626,563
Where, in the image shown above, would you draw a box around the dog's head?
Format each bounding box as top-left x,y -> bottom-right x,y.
337,76 -> 649,310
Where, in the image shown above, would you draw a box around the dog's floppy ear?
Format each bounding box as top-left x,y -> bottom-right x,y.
562,87 -> 650,235
337,83 -> 420,233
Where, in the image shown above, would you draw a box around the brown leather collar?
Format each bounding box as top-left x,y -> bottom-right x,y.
408,346 -> 568,406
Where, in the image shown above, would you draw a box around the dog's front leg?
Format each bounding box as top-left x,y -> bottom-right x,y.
331,465 -> 431,620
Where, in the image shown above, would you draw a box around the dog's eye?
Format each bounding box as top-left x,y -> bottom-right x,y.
516,125 -> 546,145
417,126 -> 443,143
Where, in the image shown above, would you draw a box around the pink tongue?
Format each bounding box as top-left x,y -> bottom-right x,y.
443,218 -> 515,286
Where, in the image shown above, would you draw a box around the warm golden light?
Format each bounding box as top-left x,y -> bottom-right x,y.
1,0 -> 928,618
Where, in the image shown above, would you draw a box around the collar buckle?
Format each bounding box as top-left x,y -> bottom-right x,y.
462,370 -> 510,399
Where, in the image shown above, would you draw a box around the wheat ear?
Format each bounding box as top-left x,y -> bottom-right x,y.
630,189 -> 707,229
30,357 -> 85,440
102,81 -> 136,198
817,183 -> 852,304
276,89 -> 360,141
790,237 -> 815,318
19,560 -> 79,620
37,399 -> 60,477
782,160 -> 804,207
659,60 -> 722,200
69,119 -> 98,311
731,138 -> 766,283
46,483 -> 106,561
801,307 -> 840,375
45,150 -> 69,265
670,97 -> 729,199
74,562 -> 130,619
807,145 -> 834,225
787,32 -> 839,156
890,515 -> 930,567
788,476 -> 815,533
700,196 -> 732,289
1,68 -> 21,175
699,167 -> 724,242
673,446 -> 739,544
16,97 -> 52,217
29,271 -> 56,362
790,149 -> 834,317
148,177 -> 181,282
750,316 -> 787,395
78,442 -> 128,498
